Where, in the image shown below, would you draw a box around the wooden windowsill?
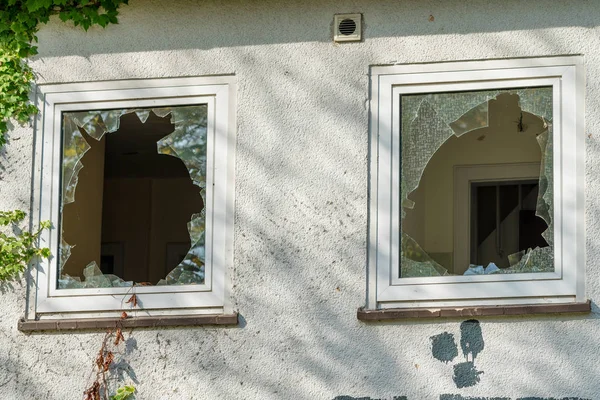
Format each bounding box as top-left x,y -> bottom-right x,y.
18,313 -> 238,332
357,300 -> 591,321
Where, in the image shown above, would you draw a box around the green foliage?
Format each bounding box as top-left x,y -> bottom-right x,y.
0,0 -> 129,145
0,1 -> 128,275
0,210 -> 51,281
0,4 -> 138,398
110,385 -> 136,400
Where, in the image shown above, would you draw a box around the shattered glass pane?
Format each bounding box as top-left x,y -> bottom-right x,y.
502,246 -> 554,274
58,237 -> 72,274
98,109 -> 129,134
518,86 -> 554,248
135,109 -> 151,124
164,212 -> 206,285
449,102 -> 489,137
401,90 -> 500,208
58,105 -> 208,289
62,115 -> 91,206
401,233 -> 449,277
152,107 -> 172,118
400,87 -> 554,277
157,106 -> 208,188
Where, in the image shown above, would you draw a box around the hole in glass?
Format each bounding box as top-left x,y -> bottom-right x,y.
400,89 -> 554,277
58,106 -> 208,288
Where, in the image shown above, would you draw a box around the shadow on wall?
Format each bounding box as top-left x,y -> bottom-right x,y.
7,2 -> 600,398
34,0 -> 600,57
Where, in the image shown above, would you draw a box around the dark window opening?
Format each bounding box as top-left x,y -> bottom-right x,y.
470,180 -> 549,269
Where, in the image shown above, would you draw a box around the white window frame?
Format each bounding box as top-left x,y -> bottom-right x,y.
30,76 -> 236,318
368,56 -> 585,309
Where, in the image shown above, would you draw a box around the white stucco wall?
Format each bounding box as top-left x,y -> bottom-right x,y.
1,1 -> 600,399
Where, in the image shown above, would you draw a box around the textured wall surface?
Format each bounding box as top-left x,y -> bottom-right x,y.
1,0 -> 600,399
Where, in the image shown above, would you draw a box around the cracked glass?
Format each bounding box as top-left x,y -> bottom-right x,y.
400,87 -> 554,277
58,105 -> 208,289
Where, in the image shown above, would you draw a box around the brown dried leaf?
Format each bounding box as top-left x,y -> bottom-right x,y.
114,328 -> 125,346
103,351 -> 114,371
84,381 -> 100,400
125,294 -> 138,308
95,352 -> 104,371
121,311 -> 128,319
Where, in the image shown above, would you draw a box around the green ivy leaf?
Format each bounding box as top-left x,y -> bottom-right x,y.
0,211 -> 51,281
0,0 -> 128,142
110,385 -> 136,400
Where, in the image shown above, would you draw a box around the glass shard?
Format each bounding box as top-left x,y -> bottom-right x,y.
401,233 -> 448,277
449,102 -> 489,137
501,246 -> 554,274
58,237 -> 72,275
135,110 -> 151,123
152,108 -> 172,118
62,115 -> 91,205
157,106 -> 208,188
164,212 -> 206,285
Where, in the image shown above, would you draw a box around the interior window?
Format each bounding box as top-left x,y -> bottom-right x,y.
470,180 -> 548,271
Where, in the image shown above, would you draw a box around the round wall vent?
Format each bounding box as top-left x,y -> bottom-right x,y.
338,19 -> 357,36
334,13 -> 362,42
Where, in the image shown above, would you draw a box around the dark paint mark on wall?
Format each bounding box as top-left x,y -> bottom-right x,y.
332,397 -> 408,400
431,319 -> 484,388
440,396 -> 509,400
440,396 -> 589,400
453,361 -> 483,388
460,320 -> 485,361
333,396 -> 589,400
431,332 -> 458,363
517,398 -> 590,400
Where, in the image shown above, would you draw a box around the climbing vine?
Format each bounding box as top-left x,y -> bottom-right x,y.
0,1 -> 129,275
0,210 -> 50,280
0,2 -> 134,399
0,0 -> 129,145
84,311 -> 136,400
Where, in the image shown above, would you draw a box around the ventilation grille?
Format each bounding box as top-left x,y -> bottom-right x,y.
334,14 -> 362,42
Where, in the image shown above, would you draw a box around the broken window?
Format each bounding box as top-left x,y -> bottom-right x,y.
31,77 -> 235,317
58,106 -> 208,288
368,57 -> 584,308
400,88 -> 554,277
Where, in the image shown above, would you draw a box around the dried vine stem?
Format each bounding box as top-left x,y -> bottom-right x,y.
84,313 -> 134,400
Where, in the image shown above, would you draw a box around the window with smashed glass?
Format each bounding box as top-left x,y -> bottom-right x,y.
59,106 -> 208,289
400,87 -> 553,278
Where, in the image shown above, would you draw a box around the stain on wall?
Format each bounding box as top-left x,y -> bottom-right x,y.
517,398 -> 590,400
431,319 -> 485,388
333,396 -> 408,400
440,396 -> 510,400
460,320 -> 485,360
332,397 -> 408,400
440,396 -> 589,400
431,332 -> 458,363
333,396 -> 588,400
